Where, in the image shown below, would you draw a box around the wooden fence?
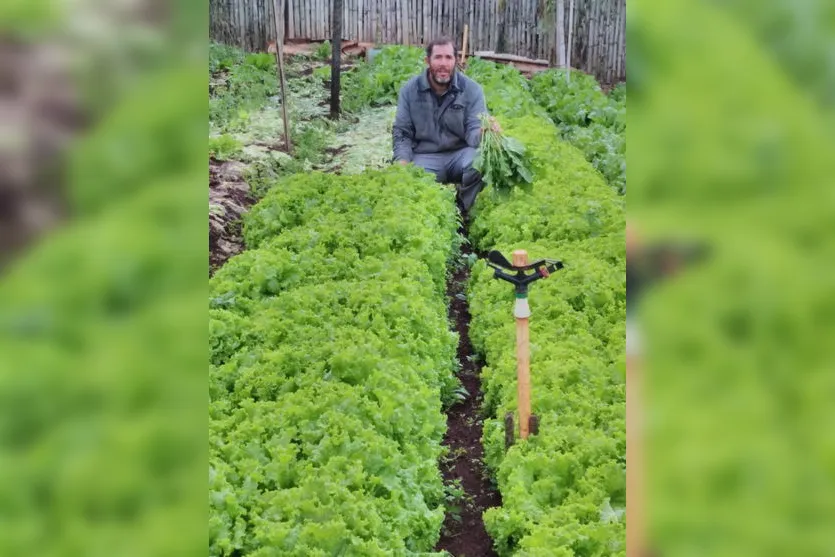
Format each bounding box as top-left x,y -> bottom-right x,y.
210,0 -> 625,83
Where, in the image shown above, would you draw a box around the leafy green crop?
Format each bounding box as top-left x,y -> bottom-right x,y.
210,42 -> 244,74
209,134 -> 243,161
244,52 -> 275,72
473,114 -> 534,196
314,40 -> 332,60
464,61 -> 626,556
209,165 -> 463,555
529,68 -> 626,194
341,46 -> 425,114
465,59 -> 549,121
210,46 -> 278,131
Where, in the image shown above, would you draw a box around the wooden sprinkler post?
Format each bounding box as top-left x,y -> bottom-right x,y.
486,250 -> 563,446
513,250 -> 532,439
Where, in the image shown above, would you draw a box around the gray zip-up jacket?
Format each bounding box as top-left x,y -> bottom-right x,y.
392,70 -> 487,162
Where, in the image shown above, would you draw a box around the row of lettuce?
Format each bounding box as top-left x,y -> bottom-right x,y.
530,69 -> 626,195
208,166 -> 464,555
464,59 -> 626,556
207,47 -> 626,555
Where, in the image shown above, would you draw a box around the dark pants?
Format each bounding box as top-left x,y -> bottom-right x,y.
412,147 -> 485,212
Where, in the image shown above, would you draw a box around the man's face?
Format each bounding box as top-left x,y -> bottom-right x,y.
426,43 -> 456,85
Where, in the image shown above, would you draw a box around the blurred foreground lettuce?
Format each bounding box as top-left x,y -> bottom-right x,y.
0,0 -> 207,555
629,0 -> 835,555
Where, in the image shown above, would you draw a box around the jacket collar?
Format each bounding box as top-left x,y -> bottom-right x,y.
419,69 -> 461,93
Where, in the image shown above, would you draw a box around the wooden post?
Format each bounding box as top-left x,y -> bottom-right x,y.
460,24 -> 469,66
272,0 -> 293,153
331,0 -> 343,119
513,249 -> 532,440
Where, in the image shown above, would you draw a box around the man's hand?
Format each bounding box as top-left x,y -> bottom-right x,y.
398,160 -> 409,166
480,114 -> 502,136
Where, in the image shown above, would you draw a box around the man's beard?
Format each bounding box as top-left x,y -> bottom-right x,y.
430,68 -> 453,85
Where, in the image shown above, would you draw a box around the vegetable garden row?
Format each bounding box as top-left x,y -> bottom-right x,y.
209,44 -> 625,556
465,59 -> 625,555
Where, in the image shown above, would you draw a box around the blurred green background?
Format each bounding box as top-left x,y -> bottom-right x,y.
628,0 -> 835,554
0,0 -> 207,555
2,0 -> 834,554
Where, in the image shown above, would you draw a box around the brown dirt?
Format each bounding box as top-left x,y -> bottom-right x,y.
435,220 -> 501,557
209,157 -> 256,275
252,140 -> 290,152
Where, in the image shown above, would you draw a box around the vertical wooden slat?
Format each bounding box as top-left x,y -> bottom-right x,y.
618,0 -> 626,80
397,0 -> 402,44
429,0 -> 435,41
512,0 -> 517,54
389,0 -> 393,43
360,0 -> 366,41
595,0 -> 601,79
290,0 -> 296,39
414,0 -> 419,44
402,0 -> 407,44
481,0 -> 487,51
606,0 -> 612,82
604,0 -> 610,80
606,0 -> 612,79
586,0 -> 594,73
414,0 -> 418,44
485,0 -> 489,52
420,0 -> 426,44
605,0 -> 610,82
408,0 -> 412,44
308,0 -> 313,39
264,0 -> 269,47
371,0 -> 377,42
614,0 -> 619,80
610,0 -> 616,82
599,0 -> 605,81
473,0 -> 479,51
383,0 -> 388,43
443,0 -> 448,38
466,0 -> 473,55
288,0 -> 294,39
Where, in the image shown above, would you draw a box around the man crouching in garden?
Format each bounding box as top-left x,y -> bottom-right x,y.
392,36 -> 488,212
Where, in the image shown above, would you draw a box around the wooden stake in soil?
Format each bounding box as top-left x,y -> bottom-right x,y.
272,0 -> 293,153
512,249 -> 532,439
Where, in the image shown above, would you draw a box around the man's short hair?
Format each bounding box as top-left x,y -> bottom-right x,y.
426,36 -> 458,59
